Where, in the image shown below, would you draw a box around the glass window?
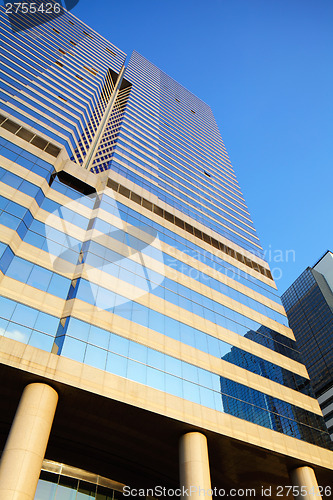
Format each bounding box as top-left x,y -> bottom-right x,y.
29,331 -> 54,352
95,287 -> 116,311
0,318 -> 9,336
55,475 -> 78,500
165,356 -> 182,377
61,337 -> 86,363
197,368 -> 213,389
24,231 -> 44,249
35,312 -> 59,336
148,309 -> 163,332
65,318 -> 89,342
183,380 -> 200,405
77,481 -> 96,499
85,344 -> 107,370
211,373 -> 223,393
96,485 -> 113,500
34,475 -> 57,500
27,266 -> 51,290
199,386 -> 216,410
0,211 -> 20,230
164,317 -> 180,341
146,365 -> 164,392
147,349 -> 164,371
180,324 -> 195,347
206,336 -> 220,357
194,332 -> 208,352
106,351 -> 127,378
4,323 -> 31,344
109,333 -> 129,357
165,373 -> 183,398
1,171 -> 22,189
11,303 -> 38,328
87,325 -> 109,349
0,296 -> 17,319
128,341 -> 147,364
182,362 -> 199,384
6,201 -> 27,218
214,391 -> 224,412
7,257 -> 32,282
21,181 -> 40,197
131,306 -> 148,327
48,273 -> 70,298
127,359 -> 146,385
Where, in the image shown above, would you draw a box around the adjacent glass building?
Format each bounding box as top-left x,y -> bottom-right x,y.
0,5 -> 333,499
282,251 -> 333,442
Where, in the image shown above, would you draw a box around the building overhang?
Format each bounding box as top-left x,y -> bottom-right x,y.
0,337 -> 332,496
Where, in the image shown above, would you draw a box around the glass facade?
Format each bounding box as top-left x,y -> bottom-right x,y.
282,258 -> 333,439
34,462 -> 129,500
0,6 -> 126,161
282,268 -> 333,396
35,472 -> 112,500
0,2 -> 332,465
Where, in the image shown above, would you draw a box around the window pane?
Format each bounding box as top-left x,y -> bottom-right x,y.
4,324 -> 31,344
34,478 -> 57,500
11,303 -> 38,328
85,344 -> 107,370
61,337 -> 86,362
106,352 -> 127,378
55,475 -> 78,500
29,331 -> 54,352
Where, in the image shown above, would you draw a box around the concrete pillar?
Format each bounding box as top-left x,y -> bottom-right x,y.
179,432 -> 212,500
290,466 -> 322,500
0,383 -> 58,500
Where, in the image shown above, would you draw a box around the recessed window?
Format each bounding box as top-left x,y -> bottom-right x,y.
83,30 -> 93,38
16,128 -> 34,141
83,66 -> 97,76
153,205 -> 163,217
103,178 -> 273,280
31,136 -> 48,150
70,40 -> 76,46
68,20 -> 75,26
55,61 -> 63,67
204,171 -> 211,177
105,47 -> 116,56
45,143 -> 61,157
142,199 -> 153,211
53,27 -> 60,34
1,119 -> 20,133
130,192 -> 141,204
0,116 -> 61,157
190,109 -> 195,114
58,95 -> 67,102
175,98 -> 180,103
57,171 -> 95,195
107,179 -> 119,191
119,185 -> 130,198
75,75 -> 83,81
58,48 -> 66,55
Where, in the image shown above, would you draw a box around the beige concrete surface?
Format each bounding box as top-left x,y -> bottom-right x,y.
179,432 -> 212,500
290,466 -> 323,500
0,383 -> 58,500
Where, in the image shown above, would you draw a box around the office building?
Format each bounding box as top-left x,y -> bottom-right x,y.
0,5 -> 333,499
282,251 -> 333,442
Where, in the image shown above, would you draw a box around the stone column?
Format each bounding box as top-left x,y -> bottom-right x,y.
179,432 -> 212,500
0,383 -> 58,500
290,466 -> 322,500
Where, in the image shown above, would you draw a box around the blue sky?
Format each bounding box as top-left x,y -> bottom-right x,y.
70,0 -> 333,294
